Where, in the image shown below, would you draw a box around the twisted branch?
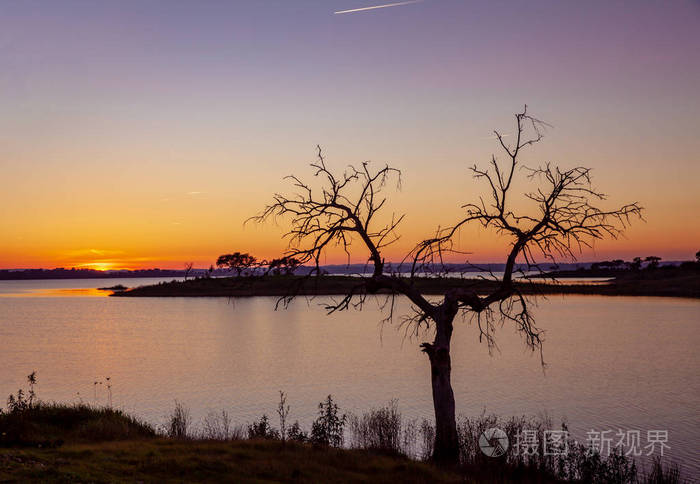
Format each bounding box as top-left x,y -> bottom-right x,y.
253,107 -> 643,360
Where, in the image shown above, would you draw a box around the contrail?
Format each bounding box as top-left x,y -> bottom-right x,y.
334,0 -> 423,15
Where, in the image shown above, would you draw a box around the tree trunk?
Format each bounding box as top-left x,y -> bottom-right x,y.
422,314 -> 459,466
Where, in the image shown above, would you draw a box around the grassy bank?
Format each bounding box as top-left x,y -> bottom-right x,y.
111,268 -> 700,299
0,400 -> 686,483
0,439 -> 464,483
0,403 -> 155,447
0,403 -> 462,483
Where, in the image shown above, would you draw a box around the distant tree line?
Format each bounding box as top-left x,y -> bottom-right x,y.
588,252 -> 700,272
209,251 -> 700,278
0,268 -> 187,280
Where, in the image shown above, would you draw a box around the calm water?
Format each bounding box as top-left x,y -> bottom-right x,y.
0,278 -> 698,476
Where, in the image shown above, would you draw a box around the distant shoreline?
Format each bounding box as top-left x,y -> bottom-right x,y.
1,261 -> 692,280
0,270 -> 187,281
112,267 -> 700,299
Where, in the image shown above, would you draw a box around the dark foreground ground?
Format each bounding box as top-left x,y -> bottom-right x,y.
0,404 -> 543,484
112,266 -> 700,299
0,404 -> 459,483
1,403 -> 684,483
0,440 -> 466,484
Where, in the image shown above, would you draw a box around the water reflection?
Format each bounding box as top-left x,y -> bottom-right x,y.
0,277 -> 179,297
0,279 -> 697,476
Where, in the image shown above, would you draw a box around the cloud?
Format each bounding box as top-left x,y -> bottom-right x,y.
335,0 -> 423,15
64,248 -> 125,259
483,133 -> 512,140
186,191 -> 205,196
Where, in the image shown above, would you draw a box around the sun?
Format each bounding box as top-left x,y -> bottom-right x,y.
80,262 -> 116,271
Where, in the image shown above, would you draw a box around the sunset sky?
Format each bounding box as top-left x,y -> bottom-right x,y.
1,0 -> 698,269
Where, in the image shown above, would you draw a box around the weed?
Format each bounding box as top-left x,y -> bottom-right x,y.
166,401 -> 191,439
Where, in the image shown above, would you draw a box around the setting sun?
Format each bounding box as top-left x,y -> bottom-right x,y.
77,262 -> 117,271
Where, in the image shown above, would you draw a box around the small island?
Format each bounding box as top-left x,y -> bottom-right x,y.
97,284 -> 128,291
112,262 -> 700,299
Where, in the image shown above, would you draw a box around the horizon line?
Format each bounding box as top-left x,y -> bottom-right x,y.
1,259 -> 691,272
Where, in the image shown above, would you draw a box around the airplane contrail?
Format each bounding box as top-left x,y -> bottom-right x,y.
334,0 -> 423,15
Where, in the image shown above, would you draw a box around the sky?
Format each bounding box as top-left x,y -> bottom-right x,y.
1,0 -> 699,269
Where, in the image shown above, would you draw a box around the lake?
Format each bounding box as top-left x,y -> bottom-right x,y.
0,278 -> 698,476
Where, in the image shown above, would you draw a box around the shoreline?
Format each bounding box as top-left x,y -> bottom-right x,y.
111,271 -> 700,299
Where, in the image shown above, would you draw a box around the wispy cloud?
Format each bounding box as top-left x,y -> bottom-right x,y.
74,256 -> 154,270
335,0 -> 423,15
483,133 -> 512,140
186,191 -> 205,196
64,248 -> 125,258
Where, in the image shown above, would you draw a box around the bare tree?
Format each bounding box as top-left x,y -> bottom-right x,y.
277,390 -> 290,442
183,262 -> 194,281
252,107 -> 642,465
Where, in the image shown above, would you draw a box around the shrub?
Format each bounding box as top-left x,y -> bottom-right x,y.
6,371 -> 37,414
201,410 -> 243,440
348,399 -> 402,454
166,401 -> 191,439
0,403 -> 155,445
402,418 -> 419,459
247,415 -> 279,440
420,419 -> 435,461
451,413 -> 682,483
644,457 -> 681,484
310,395 -> 346,447
287,421 -> 308,443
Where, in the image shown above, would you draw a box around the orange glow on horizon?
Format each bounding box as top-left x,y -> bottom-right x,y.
1,135 -> 697,270
76,262 -> 119,271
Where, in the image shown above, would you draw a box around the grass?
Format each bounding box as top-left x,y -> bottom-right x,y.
0,439 -> 466,483
0,384 -> 687,484
0,403 -> 687,483
0,403 -> 155,446
0,403 -> 463,482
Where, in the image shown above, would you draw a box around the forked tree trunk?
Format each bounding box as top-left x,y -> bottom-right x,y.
423,315 -> 459,466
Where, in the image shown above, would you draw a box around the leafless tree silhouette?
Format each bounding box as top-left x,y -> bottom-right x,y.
252,107 -> 643,465
183,262 -> 194,281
